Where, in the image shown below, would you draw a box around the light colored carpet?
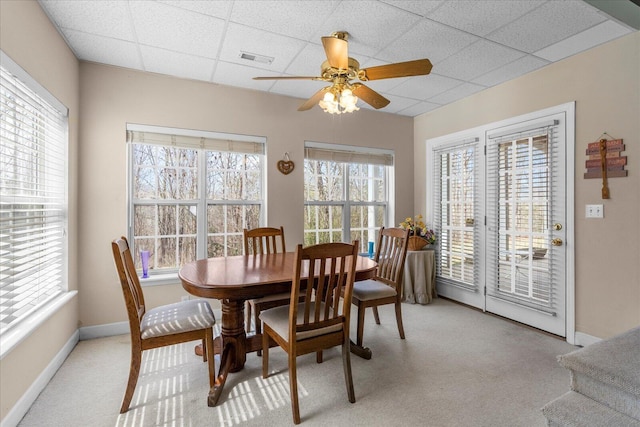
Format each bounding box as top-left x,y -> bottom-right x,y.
18,298 -> 577,426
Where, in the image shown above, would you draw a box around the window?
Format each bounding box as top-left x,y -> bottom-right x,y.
0,51 -> 68,334
127,125 -> 265,275
303,142 -> 393,247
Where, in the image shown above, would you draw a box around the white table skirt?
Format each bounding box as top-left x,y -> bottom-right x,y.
402,249 -> 436,305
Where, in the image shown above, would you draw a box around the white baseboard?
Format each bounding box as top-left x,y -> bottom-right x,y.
1,330 -> 79,427
78,321 -> 129,340
574,331 -> 602,347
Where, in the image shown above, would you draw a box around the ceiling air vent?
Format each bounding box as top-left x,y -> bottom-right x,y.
239,51 -> 274,64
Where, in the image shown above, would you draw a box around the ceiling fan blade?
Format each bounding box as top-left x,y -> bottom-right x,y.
253,76 -> 322,81
360,59 -> 433,81
351,84 -> 390,109
322,36 -> 349,70
298,87 -> 330,111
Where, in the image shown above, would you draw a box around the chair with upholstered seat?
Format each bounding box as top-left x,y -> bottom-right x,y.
244,226 -> 290,355
111,236 -> 216,413
260,241 -> 359,424
351,227 -> 409,349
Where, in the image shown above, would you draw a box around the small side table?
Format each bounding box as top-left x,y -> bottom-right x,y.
402,249 -> 436,304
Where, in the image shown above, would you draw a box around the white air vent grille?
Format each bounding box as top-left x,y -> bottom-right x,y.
239,51 -> 274,64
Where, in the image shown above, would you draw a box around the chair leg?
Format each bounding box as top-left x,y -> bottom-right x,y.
262,327 -> 270,378
245,300 -> 252,333
372,306 -> 381,324
255,304 -> 263,357
394,299 -> 405,339
120,346 -> 142,413
205,328 -> 216,387
289,352 -> 301,424
357,303 -> 366,347
342,337 -> 356,403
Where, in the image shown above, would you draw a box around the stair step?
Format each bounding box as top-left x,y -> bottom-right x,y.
542,391 -> 640,427
557,326 -> 640,419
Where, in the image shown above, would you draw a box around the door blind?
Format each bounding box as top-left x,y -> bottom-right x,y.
486,124 -> 561,315
433,140 -> 480,292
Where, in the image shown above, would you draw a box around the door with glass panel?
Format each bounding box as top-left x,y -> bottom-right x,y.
485,115 -> 567,336
431,107 -> 571,337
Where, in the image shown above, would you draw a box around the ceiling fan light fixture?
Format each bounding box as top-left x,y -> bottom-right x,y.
319,85 -> 359,115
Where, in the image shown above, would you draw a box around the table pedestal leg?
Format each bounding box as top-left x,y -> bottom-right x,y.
206,299 -> 247,406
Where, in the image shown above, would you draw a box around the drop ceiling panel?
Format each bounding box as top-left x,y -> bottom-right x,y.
380,0 -> 446,17
157,0 -> 233,19
434,39 -> 525,81
390,74 -> 462,100
130,2 -> 225,59
140,46 -> 216,82
487,0 -> 607,53
39,0 -> 134,41
62,30 -> 143,70
471,55 -> 549,87
229,1 -> 340,40
213,61 -> 283,91
378,19 -> 479,64
427,0 -> 546,36
396,100 -> 442,116
428,82 -> 486,105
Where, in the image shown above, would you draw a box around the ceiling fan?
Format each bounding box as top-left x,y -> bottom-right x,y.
253,31 -> 433,114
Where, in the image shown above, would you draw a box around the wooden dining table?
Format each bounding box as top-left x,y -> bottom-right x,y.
179,251 -> 377,407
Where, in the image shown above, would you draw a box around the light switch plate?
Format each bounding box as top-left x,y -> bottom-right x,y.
585,204 -> 604,218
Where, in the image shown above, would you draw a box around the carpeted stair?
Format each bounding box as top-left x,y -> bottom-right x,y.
542,326 -> 640,426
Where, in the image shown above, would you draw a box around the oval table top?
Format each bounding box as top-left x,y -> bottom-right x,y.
179,252 -> 377,300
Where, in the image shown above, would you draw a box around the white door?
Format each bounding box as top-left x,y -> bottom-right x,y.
428,104 -> 574,338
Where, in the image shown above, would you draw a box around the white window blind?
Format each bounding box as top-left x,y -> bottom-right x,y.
0,51 -> 68,333
432,139 -> 480,292
485,123 -> 559,315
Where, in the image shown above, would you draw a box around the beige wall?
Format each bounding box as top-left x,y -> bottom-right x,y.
78,63 -> 414,327
414,32 -> 640,340
0,0 -> 80,422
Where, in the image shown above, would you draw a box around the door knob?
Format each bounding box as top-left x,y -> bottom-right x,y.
552,238 -> 563,246
553,223 -> 562,231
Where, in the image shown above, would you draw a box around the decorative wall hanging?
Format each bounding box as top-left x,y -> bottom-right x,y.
277,152 -> 295,175
583,133 -> 627,199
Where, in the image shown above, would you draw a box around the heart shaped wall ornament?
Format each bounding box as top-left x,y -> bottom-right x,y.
277,153 -> 295,175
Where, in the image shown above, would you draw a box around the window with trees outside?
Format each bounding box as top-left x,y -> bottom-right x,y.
304,142 -> 393,249
127,125 -> 265,276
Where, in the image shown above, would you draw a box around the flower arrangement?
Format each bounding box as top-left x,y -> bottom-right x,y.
399,214 -> 436,245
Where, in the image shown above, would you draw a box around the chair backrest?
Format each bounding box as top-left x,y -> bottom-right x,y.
111,236 -> 145,338
373,227 -> 410,290
244,226 -> 286,255
290,241 -> 359,339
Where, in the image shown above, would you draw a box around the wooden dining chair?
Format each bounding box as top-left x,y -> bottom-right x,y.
351,227 -> 410,349
244,226 -> 290,355
260,241 -> 359,424
111,236 -> 216,413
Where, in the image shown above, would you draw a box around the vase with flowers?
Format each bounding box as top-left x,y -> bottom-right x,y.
399,214 -> 436,250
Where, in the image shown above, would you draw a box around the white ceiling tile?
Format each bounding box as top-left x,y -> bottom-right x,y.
61,29 -> 143,69
379,0 -> 446,17
426,0 -> 545,36
390,74 -> 462,100
434,39 -> 525,81
39,0 -> 134,41
378,19 -> 478,64
219,23 -> 307,72
368,94 -> 420,113
313,1 -> 422,57
428,82 -> 486,104
487,0 -> 607,53
156,0 -> 232,19
395,100 -> 442,117
534,20 -> 632,62
130,1 -> 225,59
229,1 -> 340,40
284,43 -> 330,77
140,46 -> 216,82
212,61 -> 281,91
471,55 -> 549,87
269,79 -> 328,100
